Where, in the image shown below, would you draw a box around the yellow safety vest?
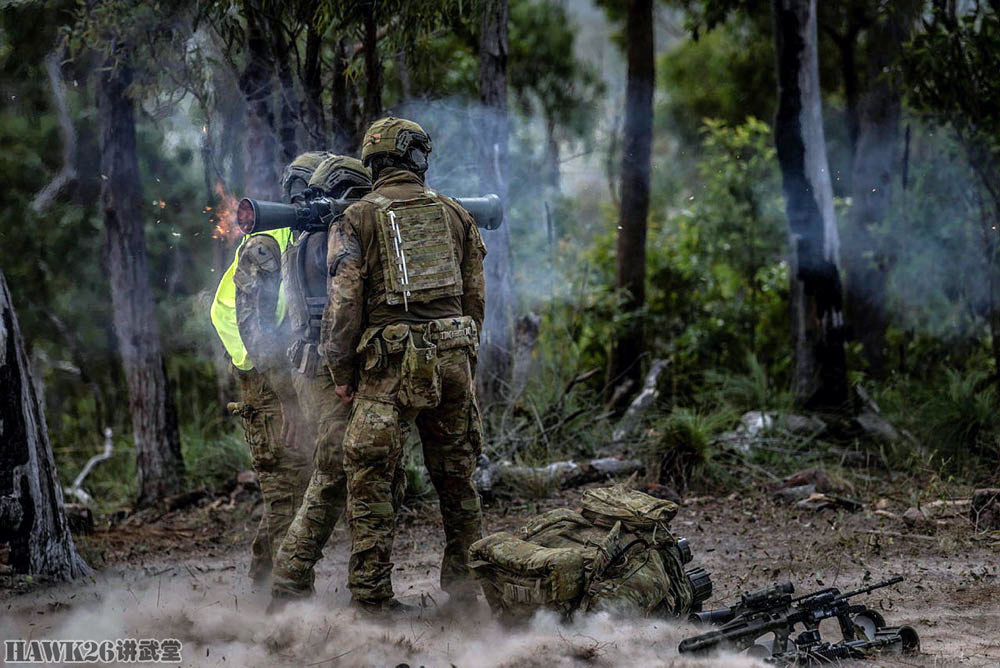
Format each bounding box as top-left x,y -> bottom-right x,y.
210,229 -> 292,370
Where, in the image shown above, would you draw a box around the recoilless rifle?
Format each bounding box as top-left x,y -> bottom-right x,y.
678,576 -> 920,665
237,188 -> 504,235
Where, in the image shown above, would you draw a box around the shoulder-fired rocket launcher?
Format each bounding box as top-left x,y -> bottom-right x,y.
236,191 -> 503,236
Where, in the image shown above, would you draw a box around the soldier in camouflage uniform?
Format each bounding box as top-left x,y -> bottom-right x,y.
227,151 -> 331,582
270,155 -> 385,598
321,117 -> 487,614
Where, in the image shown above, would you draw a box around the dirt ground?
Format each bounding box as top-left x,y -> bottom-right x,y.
2,482 -> 999,667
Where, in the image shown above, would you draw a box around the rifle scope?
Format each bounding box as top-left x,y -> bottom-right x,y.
237,193 -> 504,236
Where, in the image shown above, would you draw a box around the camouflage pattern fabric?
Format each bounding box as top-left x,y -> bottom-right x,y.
233,234 -> 314,582
469,488 -> 695,622
232,367 -> 312,582
343,339 -> 483,603
317,166 -> 486,605
320,168 -> 487,386
269,369 -> 351,597
319,164 -> 486,602
360,116 -> 433,166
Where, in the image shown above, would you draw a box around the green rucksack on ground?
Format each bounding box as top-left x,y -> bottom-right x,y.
469,486 -> 711,622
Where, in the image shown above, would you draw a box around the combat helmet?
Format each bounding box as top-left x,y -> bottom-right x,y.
308,155 -> 372,201
360,117 -> 433,169
281,151 -> 333,201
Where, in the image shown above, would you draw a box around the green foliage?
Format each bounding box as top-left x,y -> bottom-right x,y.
508,0 -> 605,153
903,5 -> 1000,181
877,365 -> 1000,479
704,352 -> 792,413
658,24 -> 775,147
181,426 -> 251,491
902,4 -> 1000,328
648,118 -> 790,397
9,0 -> 1000,513
643,407 -> 735,490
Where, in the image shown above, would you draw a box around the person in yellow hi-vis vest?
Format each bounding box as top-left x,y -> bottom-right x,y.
210,151 -> 330,583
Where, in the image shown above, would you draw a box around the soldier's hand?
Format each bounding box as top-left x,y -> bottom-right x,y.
335,384 -> 355,404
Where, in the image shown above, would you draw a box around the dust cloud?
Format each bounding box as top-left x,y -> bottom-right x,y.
0,554 -> 760,668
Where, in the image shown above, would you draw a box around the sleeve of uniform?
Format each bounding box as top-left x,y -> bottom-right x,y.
461,216 -> 488,338
320,210 -> 366,385
234,234 -> 285,373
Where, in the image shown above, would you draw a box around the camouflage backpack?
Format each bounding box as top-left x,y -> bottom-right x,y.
469,486 -> 712,622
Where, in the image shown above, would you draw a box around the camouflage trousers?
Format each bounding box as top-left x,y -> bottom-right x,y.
233,366 -> 313,583
345,340 -> 484,603
269,369 -> 353,597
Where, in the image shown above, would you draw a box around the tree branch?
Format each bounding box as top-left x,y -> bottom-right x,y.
30,49 -> 77,214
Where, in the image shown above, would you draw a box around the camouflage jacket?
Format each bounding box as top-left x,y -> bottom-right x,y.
320,168 -> 487,385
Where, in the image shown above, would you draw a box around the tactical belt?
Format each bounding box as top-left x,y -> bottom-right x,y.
356,316 -> 478,374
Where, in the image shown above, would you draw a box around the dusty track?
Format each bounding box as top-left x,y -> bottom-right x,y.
2,486 -> 998,667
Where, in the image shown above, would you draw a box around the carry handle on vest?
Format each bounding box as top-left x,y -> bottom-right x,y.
237,193 -> 504,235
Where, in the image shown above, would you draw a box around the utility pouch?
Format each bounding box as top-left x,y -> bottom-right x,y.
399,329 -> 441,409
379,323 -> 410,355
357,326 -> 388,373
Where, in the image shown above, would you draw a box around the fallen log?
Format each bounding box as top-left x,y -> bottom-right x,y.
474,455 -> 644,496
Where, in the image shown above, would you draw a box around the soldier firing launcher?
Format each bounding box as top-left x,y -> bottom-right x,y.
237,190 -> 503,235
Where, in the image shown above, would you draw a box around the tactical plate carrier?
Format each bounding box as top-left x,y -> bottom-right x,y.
364,191 -> 463,311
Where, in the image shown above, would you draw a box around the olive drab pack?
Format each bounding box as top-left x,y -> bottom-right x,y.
469,486 -> 710,622
363,191 -> 463,311
282,229 -> 329,376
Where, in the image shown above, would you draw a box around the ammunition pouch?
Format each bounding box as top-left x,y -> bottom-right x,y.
399,329 -> 440,409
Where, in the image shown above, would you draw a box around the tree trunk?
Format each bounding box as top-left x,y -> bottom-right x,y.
545,116 -> 561,191
98,59 -> 186,507
238,0 -> 279,200
477,0 -> 514,406
271,22 -> 299,164
0,271 -> 91,580
362,1 -> 383,132
302,21 -> 327,148
772,0 -> 848,410
330,38 -> 357,153
607,0 -> 654,406
843,9 -> 911,378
